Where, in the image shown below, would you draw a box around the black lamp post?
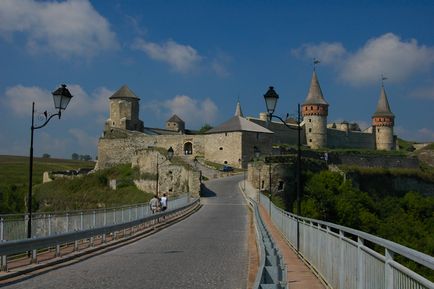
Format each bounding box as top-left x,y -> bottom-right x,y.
156,146 -> 174,197
263,86 -> 302,252
27,84 -> 73,239
253,147 -> 260,200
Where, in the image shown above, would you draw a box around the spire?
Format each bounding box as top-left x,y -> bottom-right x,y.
234,100 -> 243,117
373,84 -> 394,117
303,70 -> 328,105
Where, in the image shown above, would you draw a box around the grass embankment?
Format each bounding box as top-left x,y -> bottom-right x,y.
0,156 -> 153,214
0,155 -> 94,214
34,164 -> 154,212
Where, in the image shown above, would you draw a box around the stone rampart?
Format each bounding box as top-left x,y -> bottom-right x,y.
327,128 -> 375,149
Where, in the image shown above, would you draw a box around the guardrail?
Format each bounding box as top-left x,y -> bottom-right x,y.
0,195 -> 189,241
0,196 -> 199,272
244,194 -> 287,289
259,193 -> 434,289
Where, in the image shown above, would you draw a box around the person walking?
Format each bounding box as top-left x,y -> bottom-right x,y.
160,193 -> 168,211
150,195 -> 160,214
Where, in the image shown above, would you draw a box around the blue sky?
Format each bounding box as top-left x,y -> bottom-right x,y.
0,0 -> 433,159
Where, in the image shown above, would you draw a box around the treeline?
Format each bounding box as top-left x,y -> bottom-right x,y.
300,170 -> 433,279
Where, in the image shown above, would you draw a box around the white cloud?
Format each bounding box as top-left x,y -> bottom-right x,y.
69,128 -> 98,150
341,33 -> 434,85
0,0 -> 118,58
291,42 -> 346,65
133,38 -> 202,73
144,95 -> 218,127
395,126 -> 434,142
211,53 -> 231,77
293,33 -> 434,86
4,84 -> 112,118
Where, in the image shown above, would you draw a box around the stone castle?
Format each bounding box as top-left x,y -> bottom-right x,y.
96,69 -> 396,170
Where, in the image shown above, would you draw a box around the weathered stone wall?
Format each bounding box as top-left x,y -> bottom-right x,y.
205,132 -> 242,168
242,132 -> 273,167
107,99 -> 143,131
327,128 -> 375,149
96,128 -> 205,169
248,118 -> 307,146
131,149 -> 201,197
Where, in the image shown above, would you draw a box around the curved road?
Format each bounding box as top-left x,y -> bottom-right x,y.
5,175 -> 248,289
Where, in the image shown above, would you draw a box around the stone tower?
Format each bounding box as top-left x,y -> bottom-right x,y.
166,114 -> 185,132
105,85 -> 144,132
372,84 -> 395,150
234,100 -> 243,117
301,70 -> 329,149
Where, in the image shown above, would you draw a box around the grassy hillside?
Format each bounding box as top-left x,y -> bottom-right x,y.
33,164 -> 154,212
0,155 -> 95,214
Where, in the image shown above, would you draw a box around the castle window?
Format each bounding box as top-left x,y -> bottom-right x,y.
377,129 -> 380,133
309,139 -> 312,142
278,181 -> 284,191
225,132 -> 228,136
310,106 -> 313,110
309,128 -> 312,132
256,133 -> 259,140
261,180 -> 265,189
219,147 -> 223,150
309,119 -> 311,122
224,161 -> 228,164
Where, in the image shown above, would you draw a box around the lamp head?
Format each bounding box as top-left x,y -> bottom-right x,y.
264,86 -> 279,117
52,84 -> 73,112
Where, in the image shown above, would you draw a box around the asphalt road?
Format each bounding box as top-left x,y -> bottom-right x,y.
5,175 -> 248,289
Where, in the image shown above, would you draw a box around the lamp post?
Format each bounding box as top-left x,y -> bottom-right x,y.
253,147 -> 260,201
156,147 -> 174,197
263,86 -> 302,252
27,84 -> 73,239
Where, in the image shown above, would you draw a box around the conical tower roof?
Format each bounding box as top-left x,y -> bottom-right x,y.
234,100 -> 243,117
109,85 -> 140,100
373,85 -> 394,117
303,71 -> 328,105
167,114 -> 185,123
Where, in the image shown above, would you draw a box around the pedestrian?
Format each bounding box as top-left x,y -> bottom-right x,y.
149,194 -> 160,214
160,193 -> 168,211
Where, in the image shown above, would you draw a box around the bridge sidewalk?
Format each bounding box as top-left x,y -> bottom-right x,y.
242,180 -> 326,289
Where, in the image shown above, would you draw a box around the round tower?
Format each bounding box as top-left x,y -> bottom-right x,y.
372,84 -> 395,150
106,85 -> 144,132
301,70 -> 329,149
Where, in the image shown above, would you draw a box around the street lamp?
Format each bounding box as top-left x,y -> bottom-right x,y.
27,84 -> 73,239
156,146 -> 174,197
253,147 -> 260,201
263,86 -> 302,252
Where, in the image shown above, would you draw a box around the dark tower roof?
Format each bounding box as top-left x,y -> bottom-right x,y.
373,85 -> 394,117
109,85 -> 140,100
167,114 -> 185,123
207,116 -> 273,134
303,71 -> 328,106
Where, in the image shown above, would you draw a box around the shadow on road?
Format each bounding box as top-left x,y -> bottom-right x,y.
200,185 -> 217,198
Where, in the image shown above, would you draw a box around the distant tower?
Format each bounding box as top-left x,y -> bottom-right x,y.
301,70 -> 329,149
234,99 -> 243,117
372,83 -> 395,150
166,114 -> 185,132
106,85 -> 144,132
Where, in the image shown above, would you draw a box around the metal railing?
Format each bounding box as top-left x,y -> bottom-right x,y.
0,196 -> 199,272
249,197 -> 287,289
0,195 -> 189,241
259,193 -> 434,289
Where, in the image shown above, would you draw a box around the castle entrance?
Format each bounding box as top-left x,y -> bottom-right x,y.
184,142 -> 193,155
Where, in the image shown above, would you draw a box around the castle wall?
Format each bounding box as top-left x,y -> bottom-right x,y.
242,131 -> 274,167
204,132 -> 242,168
248,118 -> 306,146
97,128 -> 205,169
327,128 -> 375,149
108,99 -> 143,132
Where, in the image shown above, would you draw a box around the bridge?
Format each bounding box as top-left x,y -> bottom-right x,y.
0,175 -> 433,289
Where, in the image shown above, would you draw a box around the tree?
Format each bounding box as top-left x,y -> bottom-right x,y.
71,153 -> 79,160
42,153 -> 50,158
198,124 -> 213,134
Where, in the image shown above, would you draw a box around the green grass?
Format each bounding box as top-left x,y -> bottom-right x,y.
33,164 -> 153,212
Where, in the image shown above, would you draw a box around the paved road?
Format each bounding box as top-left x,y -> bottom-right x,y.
5,175 -> 248,289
